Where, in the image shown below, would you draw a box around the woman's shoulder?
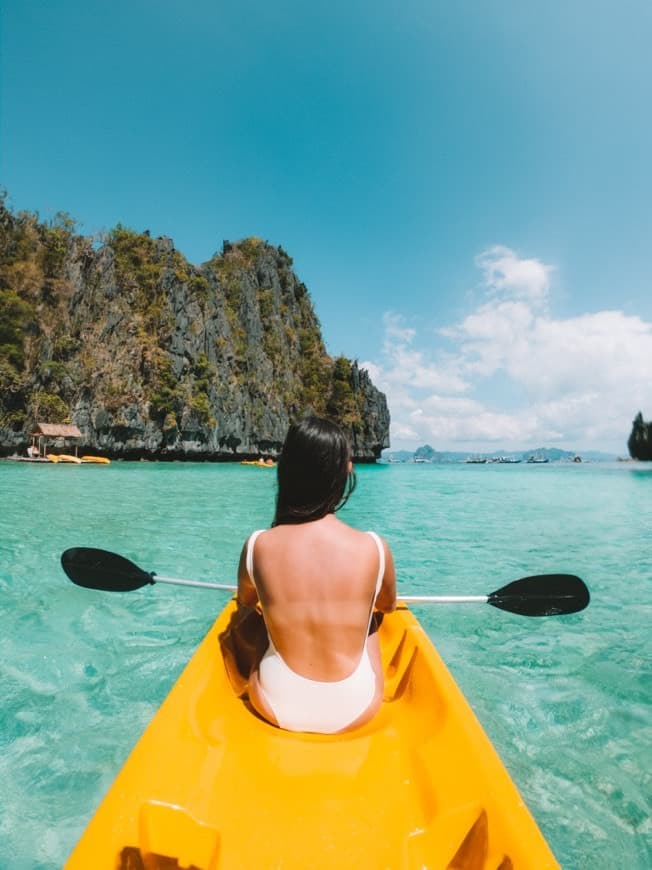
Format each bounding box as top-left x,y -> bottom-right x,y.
242,528 -> 267,549
340,523 -> 387,544
324,521 -> 388,557
255,518 -> 386,551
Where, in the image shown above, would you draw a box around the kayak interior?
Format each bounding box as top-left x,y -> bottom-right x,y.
65,602 -> 558,869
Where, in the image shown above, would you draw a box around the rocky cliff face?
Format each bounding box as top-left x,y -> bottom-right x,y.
0,201 -> 390,460
628,412 -> 652,461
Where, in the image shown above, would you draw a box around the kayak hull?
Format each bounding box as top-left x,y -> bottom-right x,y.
65,602 -> 558,869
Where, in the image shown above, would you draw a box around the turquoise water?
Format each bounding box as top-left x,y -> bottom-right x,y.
1,460 -> 650,869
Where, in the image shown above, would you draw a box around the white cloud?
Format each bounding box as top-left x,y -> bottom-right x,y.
475,245 -> 553,304
383,311 -> 416,344
363,311 -> 469,397
365,247 -> 652,452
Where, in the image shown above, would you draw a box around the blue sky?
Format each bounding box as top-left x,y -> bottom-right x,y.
2,1 -> 651,452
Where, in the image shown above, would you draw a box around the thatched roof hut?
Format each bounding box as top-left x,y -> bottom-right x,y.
30,422 -> 82,458
32,423 -> 82,438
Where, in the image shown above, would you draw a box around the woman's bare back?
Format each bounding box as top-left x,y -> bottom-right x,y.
238,514 -> 396,682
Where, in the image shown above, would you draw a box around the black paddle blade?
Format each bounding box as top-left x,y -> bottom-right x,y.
61,547 -> 155,592
487,574 -> 590,617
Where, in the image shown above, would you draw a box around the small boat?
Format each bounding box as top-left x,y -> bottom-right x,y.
64,600 -> 558,868
241,459 -> 277,468
81,456 -> 111,465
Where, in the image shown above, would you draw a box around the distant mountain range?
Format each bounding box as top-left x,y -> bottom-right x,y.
382,444 -> 619,463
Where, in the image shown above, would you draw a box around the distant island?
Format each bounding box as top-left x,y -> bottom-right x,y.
383,444 -> 619,463
0,196 -> 389,461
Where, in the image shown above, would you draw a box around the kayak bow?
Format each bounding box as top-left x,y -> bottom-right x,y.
65,601 -> 558,869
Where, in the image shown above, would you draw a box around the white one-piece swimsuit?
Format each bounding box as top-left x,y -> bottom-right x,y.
246,529 -> 385,734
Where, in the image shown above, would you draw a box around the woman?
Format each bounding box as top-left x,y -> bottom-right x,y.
237,415 -> 397,734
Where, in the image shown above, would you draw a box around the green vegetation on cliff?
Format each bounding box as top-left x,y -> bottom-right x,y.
0,195 -> 389,458
0,198 -> 79,429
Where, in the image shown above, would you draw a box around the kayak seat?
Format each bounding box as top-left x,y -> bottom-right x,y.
204,605 -> 432,737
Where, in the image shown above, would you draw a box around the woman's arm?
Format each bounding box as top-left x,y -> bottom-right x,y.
375,537 -> 397,613
237,537 -> 259,607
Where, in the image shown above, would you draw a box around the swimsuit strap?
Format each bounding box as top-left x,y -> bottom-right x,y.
246,529 -> 266,586
366,531 -> 385,599
365,531 -> 385,636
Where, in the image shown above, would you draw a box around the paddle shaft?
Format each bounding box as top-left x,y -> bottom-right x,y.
153,579 -> 583,611
155,574 -> 487,603
400,594 -> 487,604
154,574 -> 237,592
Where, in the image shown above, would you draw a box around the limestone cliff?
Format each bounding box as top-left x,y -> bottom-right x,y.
628,412 -> 652,461
0,199 -> 389,460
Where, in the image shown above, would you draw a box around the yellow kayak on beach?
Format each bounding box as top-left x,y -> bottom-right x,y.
65,600 -> 558,869
46,453 -> 83,464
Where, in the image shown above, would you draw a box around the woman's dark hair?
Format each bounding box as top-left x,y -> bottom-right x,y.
273,416 -> 357,525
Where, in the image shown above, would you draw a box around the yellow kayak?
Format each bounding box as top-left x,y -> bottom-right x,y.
65,601 -> 558,869
81,455 -> 111,464
46,453 -> 83,464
